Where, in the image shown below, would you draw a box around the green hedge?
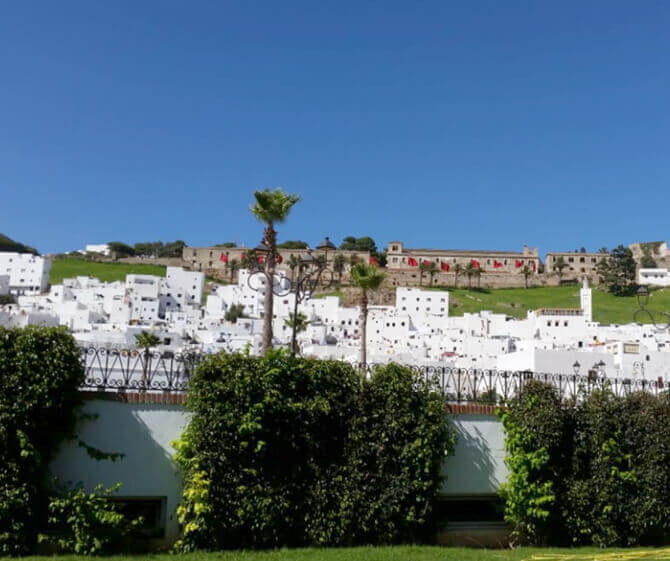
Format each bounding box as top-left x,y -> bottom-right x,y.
501,381 -> 670,547
174,351 -> 454,550
0,326 -> 84,554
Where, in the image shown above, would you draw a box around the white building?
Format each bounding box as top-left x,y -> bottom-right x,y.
639,268 -> 670,287
0,252 -> 51,295
83,243 -> 111,256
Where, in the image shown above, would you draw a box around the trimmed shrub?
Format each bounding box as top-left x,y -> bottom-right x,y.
175,352 -> 454,550
502,382 -> 670,547
0,326 -> 84,554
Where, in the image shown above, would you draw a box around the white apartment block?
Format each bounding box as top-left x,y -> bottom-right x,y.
0,252 -> 51,295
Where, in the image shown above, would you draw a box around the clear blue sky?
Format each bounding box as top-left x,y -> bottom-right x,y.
2,1 -> 669,256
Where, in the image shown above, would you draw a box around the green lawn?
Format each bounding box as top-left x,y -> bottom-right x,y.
10,546 -> 670,561
49,258 -> 166,285
431,285 -> 670,325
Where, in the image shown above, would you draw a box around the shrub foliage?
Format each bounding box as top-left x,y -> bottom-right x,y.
175,351 -> 454,550
0,326 -> 84,554
502,381 -> 670,546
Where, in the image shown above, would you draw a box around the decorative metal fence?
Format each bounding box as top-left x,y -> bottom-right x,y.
79,347 -> 203,392
79,347 -> 668,403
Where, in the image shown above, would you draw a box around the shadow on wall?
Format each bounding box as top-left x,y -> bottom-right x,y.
49,400 -> 189,547
440,414 -> 506,496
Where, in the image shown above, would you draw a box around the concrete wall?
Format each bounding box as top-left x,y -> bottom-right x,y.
50,397 -> 507,547
440,413 -> 507,497
49,397 -> 189,547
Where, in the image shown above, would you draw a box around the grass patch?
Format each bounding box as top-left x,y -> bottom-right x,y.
49,257 -> 166,285
429,285 -> 670,326
10,546 -> 670,561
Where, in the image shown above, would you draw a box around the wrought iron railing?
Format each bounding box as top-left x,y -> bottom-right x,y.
79,347 -> 203,393
79,347 -> 668,402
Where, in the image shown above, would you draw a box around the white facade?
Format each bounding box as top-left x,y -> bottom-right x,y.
0,252 -> 51,295
84,243 -> 111,256
639,268 -> 670,287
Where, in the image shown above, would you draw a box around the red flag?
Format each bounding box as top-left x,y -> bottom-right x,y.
220,253 -> 228,263
515,259 -> 522,268
258,256 -> 265,264
369,256 -> 379,266
532,261 -> 536,272
276,255 -> 283,264
241,253 -> 246,261
422,259 -> 432,267
471,259 -> 480,269
493,260 -> 502,269
440,262 -> 450,271
407,257 -> 418,267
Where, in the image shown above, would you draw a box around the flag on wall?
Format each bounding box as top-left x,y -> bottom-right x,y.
258,256 -> 265,264
422,260 -> 432,266
241,253 -> 246,261
276,255 -> 283,264
370,256 -> 379,266
515,260 -> 522,268
440,262 -> 450,271
220,253 -> 228,263
408,257 -> 418,267
532,261 -> 536,272
471,259 -> 480,268
493,260 -> 502,269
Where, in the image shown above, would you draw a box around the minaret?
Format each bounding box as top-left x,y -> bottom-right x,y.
580,276 -> 592,322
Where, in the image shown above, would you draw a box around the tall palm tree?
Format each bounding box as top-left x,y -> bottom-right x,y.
250,188 -> 300,353
287,254 -> 300,283
227,258 -> 240,283
333,254 -> 346,286
351,262 -> 386,370
475,267 -> 484,289
464,262 -> 476,289
521,264 -> 532,289
428,261 -> 438,286
418,261 -> 429,287
135,330 -> 161,388
284,312 -> 310,355
453,263 -> 463,288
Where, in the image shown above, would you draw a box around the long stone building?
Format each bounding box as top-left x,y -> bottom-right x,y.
386,241 -> 540,273
183,239 -> 370,281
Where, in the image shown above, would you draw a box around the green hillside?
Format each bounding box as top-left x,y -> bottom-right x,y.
49,257 -> 166,284
437,285 -> 670,325
0,233 -> 38,254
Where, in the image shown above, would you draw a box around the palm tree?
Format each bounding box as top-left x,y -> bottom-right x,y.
475,267 -> 484,288
351,263 -> 386,370
333,254 -> 346,286
428,261 -> 438,286
418,261 -> 429,286
521,265 -> 532,289
227,258 -> 240,283
287,254 -> 300,283
554,256 -> 567,283
250,188 -> 300,353
284,312 -> 310,354
135,330 -> 161,388
453,263 -> 463,288
464,262 -> 476,289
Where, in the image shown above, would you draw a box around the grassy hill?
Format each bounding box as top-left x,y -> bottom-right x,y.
47,259 -> 668,326
0,233 -> 38,254
49,257 -> 166,285
436,284 -> 670,325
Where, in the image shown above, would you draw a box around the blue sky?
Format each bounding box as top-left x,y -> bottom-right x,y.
1,1 -> 669,256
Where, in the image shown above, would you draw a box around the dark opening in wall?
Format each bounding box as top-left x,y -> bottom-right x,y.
110,497 -> 166,538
